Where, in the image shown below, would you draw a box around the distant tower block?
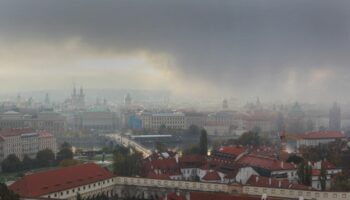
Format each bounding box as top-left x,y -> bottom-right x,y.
45,93 -> 50,103
222,99 -> 229,110
329,102 -> 341,131
124,93 -> 132,106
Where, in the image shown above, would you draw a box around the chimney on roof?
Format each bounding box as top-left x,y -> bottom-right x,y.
269,178 -> 272,185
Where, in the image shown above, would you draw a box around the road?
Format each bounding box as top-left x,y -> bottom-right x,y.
107,133 -> 152,158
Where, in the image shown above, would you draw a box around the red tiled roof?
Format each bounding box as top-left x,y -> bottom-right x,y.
302,131 -> 345,139
312,169 -> 320,176
202,171 -> 221,181
148,158 -> 179,170
322,160 -> 337,169
179,155 -> 206,168
0,127 -> 35,137
218,146 -> 246,157
237,155 -> 296,171
9,163 -> 114,198
246,175 -> 313,190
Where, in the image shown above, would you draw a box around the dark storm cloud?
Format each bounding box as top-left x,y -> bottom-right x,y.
1,0 -> 350,101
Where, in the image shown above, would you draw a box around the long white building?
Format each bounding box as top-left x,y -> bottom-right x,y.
0,128 -> 57,161
138,111 -> 185,130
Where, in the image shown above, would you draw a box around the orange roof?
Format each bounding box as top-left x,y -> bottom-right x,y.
246,175 -> 313,190
302,131 -> 345,139
237,155 -> 296,171
312,169 -> 320,176
179,155 -> 206,168
0,127 -> 35,137
202,171 -> 221,181
218,146 -> 247,157
9,163 -> 114,198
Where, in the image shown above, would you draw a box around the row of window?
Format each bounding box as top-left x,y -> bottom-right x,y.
246,187 -> 348,199
49,179 -> 114,198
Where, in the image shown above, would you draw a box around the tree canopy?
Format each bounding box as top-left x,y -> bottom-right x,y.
113,147 -> 143,176
36,149 -> 55,167
199,129 -> 208,156
1,154 -> 22,173
237,131 -> 260,146
0,183 -> 19,200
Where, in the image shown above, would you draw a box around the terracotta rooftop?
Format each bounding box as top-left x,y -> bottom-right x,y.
217,146 -> 247,157
246,175 -> 313,190
237,155 -> 296,171
9,163 -> 114,198
179,155 -> 206,168
202,171 -> 221,181
302,131 -> 345,140
0,127 -> 35,137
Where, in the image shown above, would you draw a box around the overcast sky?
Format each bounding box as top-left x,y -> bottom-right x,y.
1,0 -> 350,103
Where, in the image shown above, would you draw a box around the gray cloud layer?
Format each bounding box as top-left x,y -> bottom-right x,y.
1,0 -> 350,102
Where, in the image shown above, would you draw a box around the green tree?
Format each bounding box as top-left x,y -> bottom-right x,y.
0,183 -> 20,200
199,129 -> 208,156
36,149 -> 55,167
59,159 -> 80,168
297,161 -> 312,186
158,124 -> 167,134
56,148 -> 73,162
331,173 -> 350,191
76,193 -> 82,200
113,147 -> 143,176
183,144 -> 201,155
1,154 -> 22,173
60,141 -> 72,150
155,141 -> 166,152
22,154 -> 35,170
187,124 -> 201,136
286,154 -> 304,165
319,164 -> 327,191
237,131 -> 260,146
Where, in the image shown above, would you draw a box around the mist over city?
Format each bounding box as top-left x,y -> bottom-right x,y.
1,1 -> 350,200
